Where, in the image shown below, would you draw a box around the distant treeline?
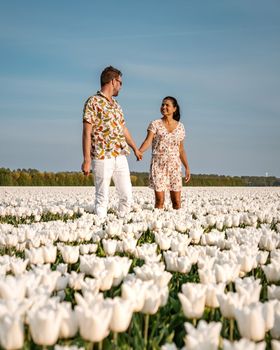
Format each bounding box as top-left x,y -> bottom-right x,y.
0,168 -> 279,187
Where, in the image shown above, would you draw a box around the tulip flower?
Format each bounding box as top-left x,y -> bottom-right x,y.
217,292 -> 245,319
68,272 -> 85,290
0,275 -> 27,300
75,302 -> 112,342
268,285 -> 280,300
183,320 -> 222,350
205,283 -> 225,308
58,302 -> 78,339
0,314 -> 24,350
102,239 -> 118,256
179,283 -> 207,320
262,262 -> 280,283
270,301 -> 280,339
106,297 -> 134,333
9,258 -> 29,275
234,302 -> 273,342
235,277 -> 262,304
28,305 -> 62,346
59,245 -> 79,264
272,340 -> 280,350
121,278 -> 150,312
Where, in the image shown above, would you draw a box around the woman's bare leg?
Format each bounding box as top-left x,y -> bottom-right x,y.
170,191 -> 181,209
155,191 -> 165,209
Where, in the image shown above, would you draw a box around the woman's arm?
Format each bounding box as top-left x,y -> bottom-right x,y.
179,141 -> 191,183
139,130 -> 154,153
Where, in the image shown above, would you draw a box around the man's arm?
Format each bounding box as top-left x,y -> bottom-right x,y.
123,126 -> 142,160
81,121 -> 92,176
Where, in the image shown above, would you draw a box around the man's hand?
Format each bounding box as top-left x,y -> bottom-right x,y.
134,149 -> 143,161
81,160 -> 91,176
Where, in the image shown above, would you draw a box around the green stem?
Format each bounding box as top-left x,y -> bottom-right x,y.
98,341 -> 103,350
211,307 -> 215,321
113,332 -> 118,348
192,318 -> 197,327
230,318 -> 234,341
87,342 -> 93,350
144,314 -> 150,349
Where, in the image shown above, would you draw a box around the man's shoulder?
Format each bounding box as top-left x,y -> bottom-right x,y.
84,93 -> 106,107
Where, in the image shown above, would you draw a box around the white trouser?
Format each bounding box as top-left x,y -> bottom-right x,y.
92,155 -> 132,218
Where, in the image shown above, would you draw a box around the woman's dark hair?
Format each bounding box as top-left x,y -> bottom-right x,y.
163,96 -> 181,121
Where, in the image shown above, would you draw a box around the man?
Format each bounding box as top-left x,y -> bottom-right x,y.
82,66 -> 142,218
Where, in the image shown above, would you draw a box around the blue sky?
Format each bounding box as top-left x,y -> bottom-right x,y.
0,0 -> 279,177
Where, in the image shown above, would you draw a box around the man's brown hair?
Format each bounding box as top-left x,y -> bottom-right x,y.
100,66 -> 122,86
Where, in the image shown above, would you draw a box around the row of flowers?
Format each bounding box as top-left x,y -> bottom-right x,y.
0,187 -> 280,349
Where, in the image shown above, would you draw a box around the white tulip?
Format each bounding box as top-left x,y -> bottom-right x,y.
0,314 -> 24,350
205,283 -> 225,308
25,247 -> 45,264
199,267 -> 217,284
155,233 -> 172,250
121,278 -> 150,312
9,258 -> 29,275
179,283 -> 207,319
75,302 -> 112,342
183,320 -> 222,350
122,237 -> 137,253
268,285 -> 280,300
262,262 -> 280,283
270,301 -> 280,339
107,297 -> 134,333
234,303 -> 268,341
141,287 -> 162,315
189,227 -> 203,244
217,292 -> 245,319
59,302 -> 78,339
272,340 -> 280,350
68,272 -> 85,290
102,239 -> 118,256
97,270 -> 114,291
59,245 -> 79,264
56,275 -> 70,291
28,305 -> 61,346
0,275 -> 26,300
235,277 -> 262,304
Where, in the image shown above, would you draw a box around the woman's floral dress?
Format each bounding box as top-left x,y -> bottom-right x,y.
148,119 -> 185,192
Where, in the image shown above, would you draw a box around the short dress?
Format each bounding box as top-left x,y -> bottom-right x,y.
148,119 -> 185,192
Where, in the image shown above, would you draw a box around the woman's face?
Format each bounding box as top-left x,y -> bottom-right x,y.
160,99 -> 176,117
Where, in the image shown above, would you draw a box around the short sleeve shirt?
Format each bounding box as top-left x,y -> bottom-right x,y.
148,119 -> 185,157
83,91 -> 130,160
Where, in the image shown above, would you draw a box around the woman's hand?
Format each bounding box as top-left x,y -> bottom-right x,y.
184,169 -> 191,183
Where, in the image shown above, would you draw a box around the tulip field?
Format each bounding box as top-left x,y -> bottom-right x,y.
0,186 -> 280,350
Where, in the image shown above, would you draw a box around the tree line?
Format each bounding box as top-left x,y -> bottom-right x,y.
0,168 -> 279,187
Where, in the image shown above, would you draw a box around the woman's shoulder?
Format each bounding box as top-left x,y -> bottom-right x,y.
178,121 -> 185,129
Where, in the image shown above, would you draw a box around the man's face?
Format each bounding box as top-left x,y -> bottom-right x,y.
112,75 -> 123,96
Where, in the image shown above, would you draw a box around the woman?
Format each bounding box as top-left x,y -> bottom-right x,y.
139,96 -> 191,209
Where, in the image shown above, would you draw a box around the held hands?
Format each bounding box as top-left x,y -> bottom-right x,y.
81,160 -> 91,176
134,149 -> 143,161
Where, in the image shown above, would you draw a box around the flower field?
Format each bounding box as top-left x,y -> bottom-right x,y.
0,186 -> 280,350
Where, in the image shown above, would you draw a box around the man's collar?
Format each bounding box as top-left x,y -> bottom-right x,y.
97,90 -> 114,103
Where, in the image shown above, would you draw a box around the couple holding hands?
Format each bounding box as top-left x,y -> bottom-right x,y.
82,66 -> 191,218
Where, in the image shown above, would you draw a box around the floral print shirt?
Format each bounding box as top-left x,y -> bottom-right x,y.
83,91 -> 130,160
148,119 -> 185,157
